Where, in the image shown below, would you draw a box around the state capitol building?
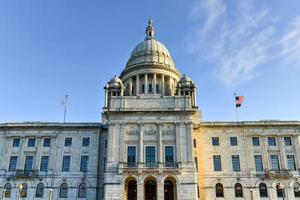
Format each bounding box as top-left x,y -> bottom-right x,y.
0,21 -> 300,200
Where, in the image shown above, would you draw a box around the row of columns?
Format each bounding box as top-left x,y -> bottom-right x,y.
114,122 -> 194,165
127,73 -> 175,96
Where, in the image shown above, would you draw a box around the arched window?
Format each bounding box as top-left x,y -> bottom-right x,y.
20,183 -> 28,198
59,183 -> 68,198
78,183 -> 87,198
276,184 -> 285,198
216,183 -> 224,197
3,183 -> 12,198
35,183 -> 44,198
235,183 -> 243,197
294,183 -> 300,197
259,183 -> 268,197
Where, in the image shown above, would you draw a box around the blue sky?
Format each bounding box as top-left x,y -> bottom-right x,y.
0,0 -> 299,123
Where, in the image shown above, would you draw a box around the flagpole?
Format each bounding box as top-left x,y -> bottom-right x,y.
234,93 -> 239,122
63,95 -> 68,123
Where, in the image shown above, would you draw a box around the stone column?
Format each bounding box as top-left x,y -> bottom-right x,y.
262,136 -> 270,169
153,73 -> 157,94
194,88 -> 198,107
168,76 -> 172,96
137,178 -> 144,200
158,124 -> 163,164
186,122 -> 193,163
279,137 -> 288,169
157,177 -> 164,200
139,124 -> 144,165
107,123 -> 115,164
104,88 -> 108,107
129,78 -> 132,96
136,74 -> 139,95
176,122 -> 182,163
119,123 -> 126,163
145,74 -> 148,94
162,75 -> 165,96
293,135 -> 300,169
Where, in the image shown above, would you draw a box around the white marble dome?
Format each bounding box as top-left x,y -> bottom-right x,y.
125,20 -> 176,70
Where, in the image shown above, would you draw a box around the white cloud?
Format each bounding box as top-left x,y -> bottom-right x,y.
279,16 -> 300,68
187,0 -> 276,86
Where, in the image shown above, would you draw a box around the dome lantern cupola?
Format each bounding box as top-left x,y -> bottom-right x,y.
145,19 -> 155,40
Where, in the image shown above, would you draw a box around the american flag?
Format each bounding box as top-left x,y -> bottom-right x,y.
235,96 -> 244,107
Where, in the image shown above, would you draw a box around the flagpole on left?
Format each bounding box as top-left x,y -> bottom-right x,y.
63,95 -> 68,123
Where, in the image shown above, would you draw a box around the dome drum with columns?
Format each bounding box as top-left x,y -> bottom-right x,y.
104,20 -> 197,108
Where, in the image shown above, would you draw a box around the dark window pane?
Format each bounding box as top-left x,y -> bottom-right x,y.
43,138 -> 51,147
212,137 -> 219,146
230,137 -> 238,146
64,138 -> 72,147
24,156 -> 34,171
268,137 -> 276,146
80,156 -> 89,172
235,183 -> 243,197
127,146 -> 136,164
254,155 -> 263,172
62,156 -> 71,171
216,183 -> 224,197
252,137 -> 260,146
9,156 -> 18,171
259,183 -> 268,197
284,137 -> 292,146
213,155 -> 222,171
40,156 -> 49,172
232,155 -> 240,171
13,138 -> 20,147
82,137 -> 90,147
35,183 -> 44,198
28,138 -> 36,147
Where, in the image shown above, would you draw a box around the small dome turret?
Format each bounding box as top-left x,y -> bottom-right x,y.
105,75 -> 124,97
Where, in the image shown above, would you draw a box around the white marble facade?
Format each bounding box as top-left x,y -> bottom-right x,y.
0,21 -> 300,200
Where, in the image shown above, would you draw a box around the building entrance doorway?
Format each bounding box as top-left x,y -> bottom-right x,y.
164,180 -> 174,200
145,179 -> 157,200
127,180 -> 137,200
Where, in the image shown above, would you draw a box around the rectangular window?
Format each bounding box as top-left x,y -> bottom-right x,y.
64,138 -> 72,147
268,137 -> 276,146
40,156 -> 49,172
24,156 -> 34,171
13,138 -> 20,147
80,156 -> 89,172
9,156 -> 18,171
213,155 -> 222,171
232,155 -> 240,171
284,137 -> 292,146
212,137 -> 220,146
156,84 -> 159,93
195,157 -> 198,172
127,146 -> 136,165
28,138 -> 36,147
230,137 -> 238,146
62,156 -> 71,171
252,137 -> 260,146
193,139 -> 197,147
43,138 -> 51,147
145,146 -> 156,167
82,137 -> 90,147
254,155 -> 263,172
287,155 -> 296,171
105,140 -> 108,148
165,146 -> 174,164
270,155 -> 280,171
